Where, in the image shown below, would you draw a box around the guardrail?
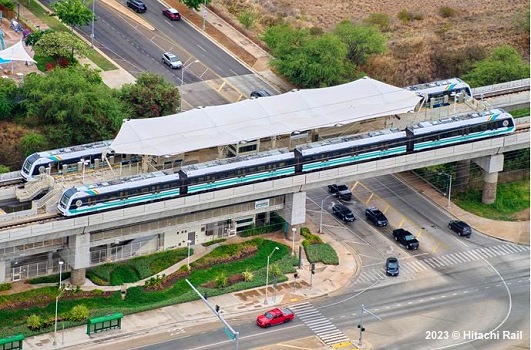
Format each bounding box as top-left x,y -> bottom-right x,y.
472,78 -> 530,98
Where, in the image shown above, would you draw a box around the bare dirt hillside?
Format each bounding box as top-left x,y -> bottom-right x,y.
212,0 -> 530,86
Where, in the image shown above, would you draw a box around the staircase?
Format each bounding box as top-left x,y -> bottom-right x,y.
15,175 -> 55,201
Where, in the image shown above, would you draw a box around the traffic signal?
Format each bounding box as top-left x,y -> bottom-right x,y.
215,305 -> 220,313
294,273 -> 298,279
311,263 -> 315,274
203,292 -> 208,300
358,325 -> 365,331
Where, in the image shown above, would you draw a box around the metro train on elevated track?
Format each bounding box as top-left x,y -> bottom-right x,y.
406,77 -> 472,107
57,108 -> 515,217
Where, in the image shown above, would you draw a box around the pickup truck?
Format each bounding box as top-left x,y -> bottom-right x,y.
256,307 -> 294,328
392,228 -> 419,250
327,184 -> 352,201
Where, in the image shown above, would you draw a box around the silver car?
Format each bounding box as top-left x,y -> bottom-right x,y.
162,52 -> 182,69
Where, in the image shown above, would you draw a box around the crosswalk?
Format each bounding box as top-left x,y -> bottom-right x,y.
356,243 -> 529,284
290,302 -> 351,348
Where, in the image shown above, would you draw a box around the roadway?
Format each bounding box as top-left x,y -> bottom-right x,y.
94,175 -> 529,349
42,0 -> 272,108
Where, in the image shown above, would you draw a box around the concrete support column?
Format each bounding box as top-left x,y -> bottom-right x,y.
279,192 -> 306,244
66,232 -> 91,285
264,211 -> 270,224
47,251 -> 53,274
455,159 -> 471,191
482,171 -> 499,205
473,154 -> 504,205
0,260 -> 6,283
70,268 -> 86,285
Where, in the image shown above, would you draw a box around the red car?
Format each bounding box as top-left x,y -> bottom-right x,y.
162,8 -> 181,20
256,308 -> 294,328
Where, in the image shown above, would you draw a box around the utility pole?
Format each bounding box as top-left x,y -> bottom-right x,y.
357,304 -> 382,347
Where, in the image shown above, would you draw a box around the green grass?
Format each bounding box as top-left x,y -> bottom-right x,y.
21,0 -> 116,71
509,107 -> 530,118
454,180 -> 530,221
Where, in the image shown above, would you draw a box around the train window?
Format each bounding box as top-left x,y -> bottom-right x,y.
141,187 -> 149,194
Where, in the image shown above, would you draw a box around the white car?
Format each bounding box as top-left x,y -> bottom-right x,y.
162,52 -> 182,69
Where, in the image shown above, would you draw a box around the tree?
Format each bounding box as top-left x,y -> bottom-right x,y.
51,0 -> 94,30
332,20 -> 387,66
19,132 -> 48,157
19,65 -> 126,147
181,0 -> 211,12
24,29 -> 54,47
270,33 -> 350,88
462,45 -> 530,87
33,31 -> 89,64
262,24 -> 310,58
0,78 -> 18,120
119,72 -> 180,119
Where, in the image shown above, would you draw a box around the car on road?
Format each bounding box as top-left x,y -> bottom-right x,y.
328,184 -> 352,201
385,257 -> 399,276
162,8 -> 181,20
256,308 -> 294,328
392,228 -> 419,250
127,0 -> 146,13
332,204 -> 355,222
448,220 -> 472,237
365,207 -> 388,227
250,90 -> 271,98
162,52 -> 183,69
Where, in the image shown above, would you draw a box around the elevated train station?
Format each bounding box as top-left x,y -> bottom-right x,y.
0,77 -> 528,284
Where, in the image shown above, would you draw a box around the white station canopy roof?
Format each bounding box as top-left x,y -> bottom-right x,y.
110,77 -> 422,156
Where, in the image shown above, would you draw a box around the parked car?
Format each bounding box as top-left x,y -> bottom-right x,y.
328,184 -> 352,201
448,220 -> 472,237
127,0 -> 146,13
162,8 -> 181,20
332,204 -> 355,222
162,52 -> 183,69
365,207 -> 388,227
250,90 -> 271,98
385,257 -> 399,276
256,308 -> 294,328
392,228 -> 419,250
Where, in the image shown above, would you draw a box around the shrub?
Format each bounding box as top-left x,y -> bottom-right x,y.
0,283 -> 11,291
364,13 -> 391,32
242,269 -> 254,282
438,6 -> 457,18
238,9 -> 258,29
68,304 -> 89,321
397,9 -> 423,22
90,289 -> 104,296
215,272 -> 228,288
202,238 -> 226,247
27,314 -> 43,330
305,243 -> 339,265
28,272 -> 71,285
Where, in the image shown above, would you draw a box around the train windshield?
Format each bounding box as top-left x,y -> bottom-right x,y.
21,154 -> 40,175
59,188 -> 77,208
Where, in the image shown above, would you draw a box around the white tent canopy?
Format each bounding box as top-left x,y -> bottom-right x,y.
0,40 -> 36,63
110,77 -> 422,156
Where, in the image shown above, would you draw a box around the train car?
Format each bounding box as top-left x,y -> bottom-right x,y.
294,128 -> 408,173
406,108 -> 515,152
406,78 -> 472,108
21,140 -> 114,181
179,149 -> 296,195
57,171 -> 181,216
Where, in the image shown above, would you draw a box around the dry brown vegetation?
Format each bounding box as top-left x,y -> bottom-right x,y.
210,0 -> 530,86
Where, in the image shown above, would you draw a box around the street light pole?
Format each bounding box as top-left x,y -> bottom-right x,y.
187,240 -> 192,269
91,0 -> 95,48
264,247 -> 279,304
58,261 -> 63,289
53,285 -> 70,347
202,0 -> 207,31
438,172 -> 452,208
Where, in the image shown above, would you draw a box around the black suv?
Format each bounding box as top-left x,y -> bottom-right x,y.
127,0 -> 146,12
385,257 -> 399,276
365,207 -> 388,227
332,204 -> 355,222
448,220 -> 472,237
328,184 -> 352,201
392,229 -> 419,250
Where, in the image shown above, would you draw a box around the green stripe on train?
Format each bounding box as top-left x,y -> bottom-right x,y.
302,147 -> 406,171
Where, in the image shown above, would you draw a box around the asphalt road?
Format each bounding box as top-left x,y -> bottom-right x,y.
112,176 -> 529,349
